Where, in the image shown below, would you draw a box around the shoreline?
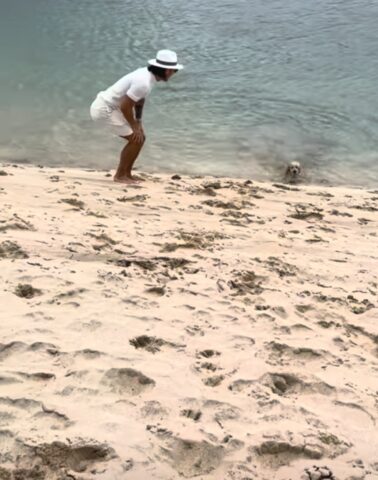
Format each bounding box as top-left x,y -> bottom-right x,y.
1,157 -> 377,191
1,163 -> 377,479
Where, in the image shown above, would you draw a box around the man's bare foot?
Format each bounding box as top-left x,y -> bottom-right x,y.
113,176 -> 141,184
131,175 -> 145,182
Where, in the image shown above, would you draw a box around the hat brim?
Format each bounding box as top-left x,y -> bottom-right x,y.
148,59 -> 184,70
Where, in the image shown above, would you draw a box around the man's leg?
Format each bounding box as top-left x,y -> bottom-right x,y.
114,134 -> 145,183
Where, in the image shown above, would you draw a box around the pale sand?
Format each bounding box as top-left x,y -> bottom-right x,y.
0,163 -> 377,480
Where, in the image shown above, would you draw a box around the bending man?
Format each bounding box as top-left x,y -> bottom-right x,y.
90,50 -> 183,184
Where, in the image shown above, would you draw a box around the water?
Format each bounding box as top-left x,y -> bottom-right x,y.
1,0 -> 378,187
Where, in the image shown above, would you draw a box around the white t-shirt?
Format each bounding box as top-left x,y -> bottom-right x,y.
98,67 -> 156,108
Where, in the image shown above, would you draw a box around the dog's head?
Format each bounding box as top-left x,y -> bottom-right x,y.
286,161 -> 302,177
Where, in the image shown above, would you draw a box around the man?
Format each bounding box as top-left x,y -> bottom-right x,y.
90,50 -> 183,184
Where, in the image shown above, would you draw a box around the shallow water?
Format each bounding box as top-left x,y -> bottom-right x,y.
1,0 -> 378,187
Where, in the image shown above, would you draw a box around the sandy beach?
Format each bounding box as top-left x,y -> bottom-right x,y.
0,163 -> 377,480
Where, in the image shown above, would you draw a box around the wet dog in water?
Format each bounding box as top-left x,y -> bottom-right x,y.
285,161 -> 302,183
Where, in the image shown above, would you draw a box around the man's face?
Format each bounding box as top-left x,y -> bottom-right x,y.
165,69 -> 177,81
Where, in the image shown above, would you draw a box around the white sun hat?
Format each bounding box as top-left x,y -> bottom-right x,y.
148,50 -> 184,70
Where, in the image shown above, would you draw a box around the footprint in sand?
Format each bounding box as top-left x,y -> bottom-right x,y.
346,295 -> 375,315
265,341 -> 327,366
35,440 -> 116,472
203,399 -> 241,424
101,368 -> 155,396
0,438 -> 116,477
202,375 -> 225,387
185,324 -> 205,337
74,348 -> 104,360
301,465 -> 336,480
117,194 -> 149,203
194,350 -> 225,386
0,341 -> 59,362
228,372 -> 335,398
130,335 -> 165,353
252,438 -> 322,468
198,349 -> 221,359
129,335 -> 182,354
145,285 -> 166,296
261,372 -> 335,397
180,409 -> 202,421
252,432 -> 349,469
162,438 -> 224,478
17,372 -> 55,382
86,231 -> 117,251
0,214 -> 35,232
146,424 -> 172,438
139,400 -> 169,420
0,374 -> 21,386
14,283 -> 42,299
231,335 -> 255,350
0,241 -> 28,259
50,287 -> 87,307
0,396 -> 72,432
60,197 -> 85,210
0,341 -> 28,361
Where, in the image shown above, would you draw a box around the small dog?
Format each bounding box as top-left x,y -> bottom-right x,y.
285,161 -> 302,183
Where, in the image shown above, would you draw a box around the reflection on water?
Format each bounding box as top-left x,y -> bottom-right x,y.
0,0 -> 378,187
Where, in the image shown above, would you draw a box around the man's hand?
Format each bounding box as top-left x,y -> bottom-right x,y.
131,123 -> 145,144
119,96 -> 145,144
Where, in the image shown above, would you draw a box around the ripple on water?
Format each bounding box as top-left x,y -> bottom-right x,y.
1,0 -> 378,187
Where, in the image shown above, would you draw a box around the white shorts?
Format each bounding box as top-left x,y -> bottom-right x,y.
90,95 -> 133,137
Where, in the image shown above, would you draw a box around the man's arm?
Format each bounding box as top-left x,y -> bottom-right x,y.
119,95 -> 144,143
119,95 -> 139,130
135,99 -> 145,122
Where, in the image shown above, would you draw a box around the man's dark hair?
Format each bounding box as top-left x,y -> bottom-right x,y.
148,65 -> 167,80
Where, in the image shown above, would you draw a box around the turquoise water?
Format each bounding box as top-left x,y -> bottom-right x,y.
1,0 -> 378,186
